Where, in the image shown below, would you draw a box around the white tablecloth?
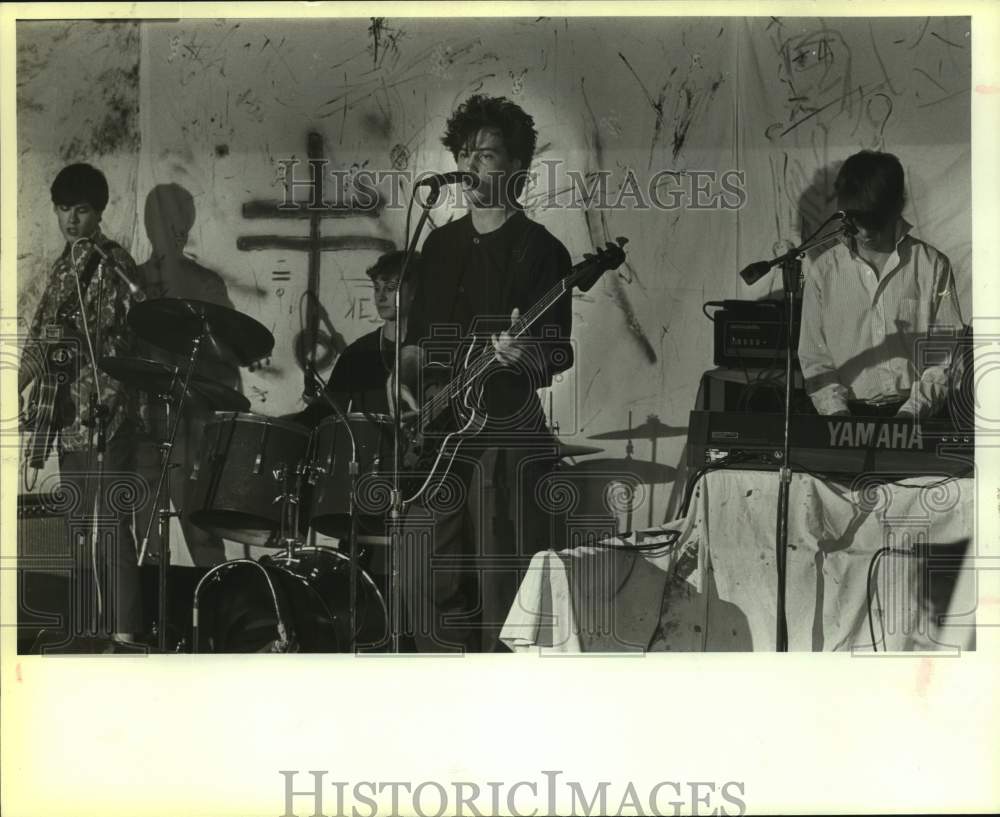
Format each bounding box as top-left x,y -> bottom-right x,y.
501,470 -> 976,652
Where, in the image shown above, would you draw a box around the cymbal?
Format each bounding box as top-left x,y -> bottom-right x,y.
99,356 -> 251,412
556,457 -> 677,483
588,416 -> 687,441
555,441 -> 604,458
128,298 -> 274,366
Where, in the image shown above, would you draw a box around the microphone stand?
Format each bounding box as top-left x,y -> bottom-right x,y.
81,252 -> 112,637
739,223 -> 853,651
388,183 -> 442,654
303,364 -> 362,653
87,394 -> 110,635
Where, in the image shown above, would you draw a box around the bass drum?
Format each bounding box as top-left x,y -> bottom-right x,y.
192,548 -> 387,653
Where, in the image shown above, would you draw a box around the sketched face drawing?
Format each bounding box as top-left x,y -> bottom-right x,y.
778,29 -> 851,108
765,27 -> 853,145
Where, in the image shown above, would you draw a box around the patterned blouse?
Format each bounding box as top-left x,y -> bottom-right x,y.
24,231 -> 144,454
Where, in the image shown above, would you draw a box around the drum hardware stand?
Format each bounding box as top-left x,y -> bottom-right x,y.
272,461 -> 304,558
305,365 -> 363,652
262,459 -> 311,651
388,182 -> 443,654
139,331 -> 205,653
738,216 -> 854,651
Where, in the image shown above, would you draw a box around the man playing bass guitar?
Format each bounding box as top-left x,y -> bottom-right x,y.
396,94 -> 575,653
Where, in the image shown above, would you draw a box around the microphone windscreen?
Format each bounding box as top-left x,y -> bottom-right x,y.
739,261 -> 771,286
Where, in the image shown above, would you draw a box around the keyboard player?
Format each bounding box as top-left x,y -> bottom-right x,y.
798,150 -> 964,420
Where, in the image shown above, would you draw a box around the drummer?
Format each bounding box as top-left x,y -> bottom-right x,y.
293,250 -> 422,426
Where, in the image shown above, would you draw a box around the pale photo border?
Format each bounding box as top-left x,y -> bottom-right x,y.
1,2 -> 998,816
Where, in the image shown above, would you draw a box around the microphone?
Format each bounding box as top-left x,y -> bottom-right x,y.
739,260 -> 773,286
836,210 -> 859,236
416,171 -> 479,189
740,211 -> 856,286
86,240 -> 146,302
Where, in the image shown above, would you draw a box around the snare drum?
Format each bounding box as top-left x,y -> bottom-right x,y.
307,413 -> 394,537
187,412 -> 311,546
192,546 -> 387,652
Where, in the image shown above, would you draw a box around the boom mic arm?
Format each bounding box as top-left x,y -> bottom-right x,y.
83,239 -> 147,302
739,212 -> 855,286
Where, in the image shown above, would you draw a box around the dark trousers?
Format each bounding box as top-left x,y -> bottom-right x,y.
58,424 -> 144,635
400,446 -> 555,653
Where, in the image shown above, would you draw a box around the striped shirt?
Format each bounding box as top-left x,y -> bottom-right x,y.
798,219 -> 964,417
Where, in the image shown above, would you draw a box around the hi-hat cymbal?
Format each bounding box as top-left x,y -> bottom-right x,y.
99,356 -> 251,412
588,416 -> 687,441
128,298 -> 274,366
555,441 -> 604,458
556,457 -> 677,483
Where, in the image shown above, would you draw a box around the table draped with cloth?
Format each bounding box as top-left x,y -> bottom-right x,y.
500,469 -> 976,652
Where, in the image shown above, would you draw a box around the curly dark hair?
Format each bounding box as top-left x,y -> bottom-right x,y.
441,94 -> 538,172
835,150 -> 906,230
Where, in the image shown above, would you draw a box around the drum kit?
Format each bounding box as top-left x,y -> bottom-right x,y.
100,298 -> 389,653
100,298 -> 688,653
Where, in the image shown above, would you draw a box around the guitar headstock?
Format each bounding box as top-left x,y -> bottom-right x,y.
573,237 -> 629,293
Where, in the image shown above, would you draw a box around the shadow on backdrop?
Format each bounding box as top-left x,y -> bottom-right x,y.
134,183 -> 245,568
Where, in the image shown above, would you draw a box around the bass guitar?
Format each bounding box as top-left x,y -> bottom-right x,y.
400,237 -> 629,505
21,243 -> 99,483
